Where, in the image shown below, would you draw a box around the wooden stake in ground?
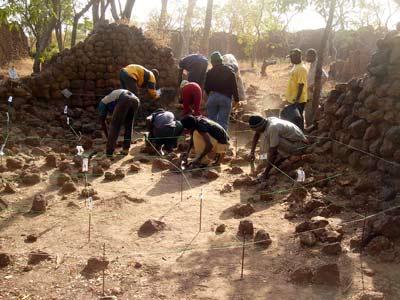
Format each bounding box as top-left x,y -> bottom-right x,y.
199,189 -> 204,232
102,243 -> 106,296
241,235 -> 246,280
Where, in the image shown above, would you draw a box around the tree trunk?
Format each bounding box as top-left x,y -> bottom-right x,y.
158,0 -> 168,31
122,0 -> 135,20
110,0 -> 120,21
93,0 -> 100,26
71,0 -> 96,48
182,0 -> 196,56
33,17 -> 58,73
311,0 -> 337,125
55,21 -> 63,51
200,0 -> 213,55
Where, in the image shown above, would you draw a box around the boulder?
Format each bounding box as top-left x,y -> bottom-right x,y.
237,220 -> 254,237
290,267 -> 313,284
0,253 -> 12,268
30,194 -> 47,212
232,203 -> 255,218
366,236 -> 392,256
254,230 -> 272,248
28,250 -> 51,265
349,119 -> 368,138
60,182 -> 77,194
138,219 -> 166,237
81,257 -> 109,276
304,199 -> 325,213
57,173 -> 72,187
321,242 -> 342,255
203,170 -> 219,180
215,224 -> 226,234
45,154 -> 58,168
299,232 -> 317,247
6,157 -> 24,170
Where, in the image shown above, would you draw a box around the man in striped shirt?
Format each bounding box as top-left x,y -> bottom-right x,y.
99,89 -> 140,156
119,64 -> 160,99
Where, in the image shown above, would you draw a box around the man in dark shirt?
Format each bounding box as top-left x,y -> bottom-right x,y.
181,115 -> 230,168
98,89 -> 140,156
204,51 -> 239,131
178,54 -> 209,87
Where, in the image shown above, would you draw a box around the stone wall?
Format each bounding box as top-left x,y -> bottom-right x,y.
27,23 -> 179,108
315,29 -> 400,177
0,24 -> 29,66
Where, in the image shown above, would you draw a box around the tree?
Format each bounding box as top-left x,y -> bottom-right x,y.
158,0 -> 168,30
122,0 -> 135,20
110,0 -> 120,21
71,0 -> 96,48
92,0 -> 100,26
200,0 -> 213,55
182,0 -> 197,56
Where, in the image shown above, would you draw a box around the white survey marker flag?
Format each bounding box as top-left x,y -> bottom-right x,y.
8,68 -> 18,80
86,197 -> 93,210
64,105 -> 68,114
82,157 -> 89,172
76,146 -> 84,156
0,144 -> 5,156
296,168 -> 305,182
8,96 -> 13,103
61,89 -> 72,99
67,117 -> 70,125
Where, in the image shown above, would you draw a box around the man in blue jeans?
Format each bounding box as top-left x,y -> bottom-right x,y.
204,51 -> 239,131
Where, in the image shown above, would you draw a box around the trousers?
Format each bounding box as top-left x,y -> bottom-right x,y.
206,92 -> 232,131
106,95 -> 140,155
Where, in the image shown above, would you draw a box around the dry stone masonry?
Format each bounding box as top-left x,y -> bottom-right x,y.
315,29 -> 400,178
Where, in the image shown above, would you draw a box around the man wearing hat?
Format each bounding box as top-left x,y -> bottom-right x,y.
204,51 -> 240,131
284,49 -> 308,130
248,115 -> 308,182
119,64 -> 160,99
180,80 -> 203,116
181,114 -> 230,168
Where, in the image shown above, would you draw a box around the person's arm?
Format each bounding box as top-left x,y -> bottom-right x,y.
183,132 -> 194,162
231,71 -> 240,102
146,115 -> 153,131
190,131 -> 212,165
249,131 -> 261,162
98,101 -> 109,138
295,83 -> 304,103
204,71 -> 211,96
181,88 -> 190,115
147,81 -> 159,99
178,68 -> 184,85
261,146 -> 278,179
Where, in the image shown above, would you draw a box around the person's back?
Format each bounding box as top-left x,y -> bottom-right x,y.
152,110 -> 176,129
205,64 -> 238,99
266,117 -> 306,143
196,116 -> 230,144
181,81 -> 202,116
179,54 -> 208,85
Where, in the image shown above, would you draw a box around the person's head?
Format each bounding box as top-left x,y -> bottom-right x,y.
181,115 -> 198,130
210,51 -> 223,66
180,80 -> 189,89
248,115 -> 267,133
306,48 -> 317,63
290,48 -> 302,65
151,69 -> 159,81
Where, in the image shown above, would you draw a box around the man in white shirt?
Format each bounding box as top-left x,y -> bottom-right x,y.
305,48 -> 328,127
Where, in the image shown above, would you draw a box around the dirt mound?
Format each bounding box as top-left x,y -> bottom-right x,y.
81,257 -> 109,277
138,219 -> 166,237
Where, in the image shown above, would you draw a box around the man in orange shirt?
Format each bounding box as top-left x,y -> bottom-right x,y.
119,64 -> 160,99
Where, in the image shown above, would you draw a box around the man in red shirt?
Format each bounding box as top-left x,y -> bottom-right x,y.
180,80 -> 202,116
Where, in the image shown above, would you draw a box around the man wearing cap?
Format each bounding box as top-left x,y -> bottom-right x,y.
146,109 -> 184,153
305,48 -> 328,127
204,51 -> 240,131
178,54 -> 209,87
285,49 -> 308,130
98,89 -> 140,156
181,114 -> 230,168
180,80 -> 203,116
119,64 -> 160,99
248,115 -> 308,182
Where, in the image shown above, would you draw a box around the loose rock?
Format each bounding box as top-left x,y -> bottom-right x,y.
232,203 -> 255,218
104,171 -> 116,181
299,232 -> 317,247
3,182 -> 17,194
114,168 -> 125,179
21,172 -> 41,185
366,236 -> 392,256
130,163 -> 141,172
45,154 -> 58,168
290,267 -> 313,284
321,242 -> 342,255
30,194 -> 47,212
203,170 -> 219,180
313,263 -> 340,286
215,224 -> 226,234
138,219 -> 166,237
254,229 -> 272,248
237,220 -> 254,237
6,157 -> 24,171
81,257 -> 109,276
28,250 -> 51,265
60,181 -> 77,194
0,253 -> 12,268
57,173 -> 71,187
152,158 -> 170,171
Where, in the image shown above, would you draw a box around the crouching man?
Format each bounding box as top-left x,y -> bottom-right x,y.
99,89 -> 140,156
146,109 -> 184,153
181,115 -> 229,168
248,115 -> 309,182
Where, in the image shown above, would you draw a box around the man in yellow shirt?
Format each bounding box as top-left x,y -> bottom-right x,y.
119,64 -> 159,99
284,49 -> 308,130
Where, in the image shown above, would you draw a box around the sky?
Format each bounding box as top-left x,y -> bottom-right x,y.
126,0 -> 400,32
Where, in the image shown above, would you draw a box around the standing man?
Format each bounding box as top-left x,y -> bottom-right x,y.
305,48 -> 328,127
223,53 -> 245,101
119,64 -> 160,99
180,80 -> 202,116
248,115 -> 308,183
181,115 -> 230,168
204,51 -> 240,131
146,109 -> 184,153
178,54 -> 209,87
285,49 -> 308,130
98,89 -> 140,156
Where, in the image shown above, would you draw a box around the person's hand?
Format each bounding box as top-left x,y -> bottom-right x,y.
232,101 -> 240,110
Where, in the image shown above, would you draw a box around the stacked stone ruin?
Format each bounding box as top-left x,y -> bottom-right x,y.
315,29 -> 400,177
27,23 -> 178,109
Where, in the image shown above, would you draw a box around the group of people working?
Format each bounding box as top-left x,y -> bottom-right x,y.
98,47 -> 325,182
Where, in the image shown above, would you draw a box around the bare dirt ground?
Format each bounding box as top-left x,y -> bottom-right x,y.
0,61 -> 399,300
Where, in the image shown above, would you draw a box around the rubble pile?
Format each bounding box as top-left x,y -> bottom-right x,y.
315,29 -> 400,178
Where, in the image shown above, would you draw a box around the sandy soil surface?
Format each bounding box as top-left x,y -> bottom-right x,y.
0,62 -> 399,300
